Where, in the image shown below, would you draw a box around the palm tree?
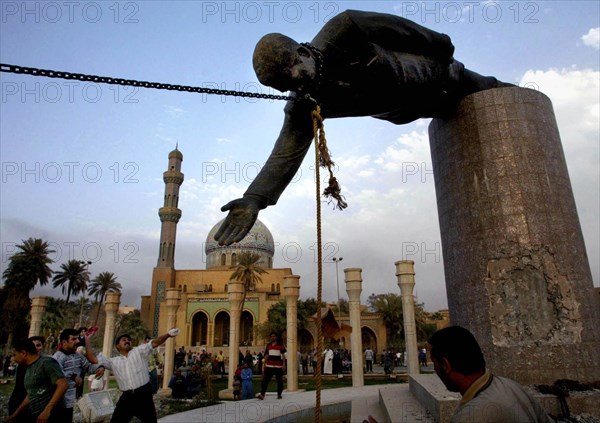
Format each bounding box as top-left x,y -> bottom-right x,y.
52,260 -> 90,303
367,292 -> 430,347
229,251 -> 267,311
40,297 -> 68,339
3,238 -> 55,289
88,272 -> 122,325
1,238 -> 55,343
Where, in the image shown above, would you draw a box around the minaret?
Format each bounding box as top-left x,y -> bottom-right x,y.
157,147 -> 184,268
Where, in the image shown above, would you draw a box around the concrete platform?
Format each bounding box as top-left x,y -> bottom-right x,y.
409,374 -> 460,423
158,375 -> 600,422
158,383 -> 426,423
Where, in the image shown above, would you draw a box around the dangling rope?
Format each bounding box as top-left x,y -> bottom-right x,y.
312,105 -> 348,211
312,104 -> 325,423
310,103 -> 346,423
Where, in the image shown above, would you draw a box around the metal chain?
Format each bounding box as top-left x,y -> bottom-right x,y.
0,63 -> 295,101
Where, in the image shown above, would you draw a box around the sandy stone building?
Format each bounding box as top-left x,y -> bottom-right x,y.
140,148 -> 388,354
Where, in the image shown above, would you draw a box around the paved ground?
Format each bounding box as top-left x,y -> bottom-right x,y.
158,365 -> 436,423
158,384 -> 397,423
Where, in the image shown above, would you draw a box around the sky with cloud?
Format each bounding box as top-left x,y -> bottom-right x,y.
1,1 -> 598,312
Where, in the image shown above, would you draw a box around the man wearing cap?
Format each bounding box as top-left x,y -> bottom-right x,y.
84,328 -> 179,423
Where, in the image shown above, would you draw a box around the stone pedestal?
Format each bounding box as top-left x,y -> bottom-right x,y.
284,275 -> 300,392
28,296 -> 48,337
226,280 -> 244,391
429,87 -> 600,384
395,261 -> 419,376
102,292 -> 121,358
161,288 -> 180,391
344,268 -> 364,387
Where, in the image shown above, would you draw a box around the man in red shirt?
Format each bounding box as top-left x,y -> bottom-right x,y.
257,332 -> 286,400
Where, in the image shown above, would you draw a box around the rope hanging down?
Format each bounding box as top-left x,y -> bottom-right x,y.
0,63 -> 294,101
310,104 -> 347,423
311,104 -> 325,423
312,105 -> 348,211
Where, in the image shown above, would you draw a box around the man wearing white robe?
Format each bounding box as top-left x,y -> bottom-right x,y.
323,348 -> 334,375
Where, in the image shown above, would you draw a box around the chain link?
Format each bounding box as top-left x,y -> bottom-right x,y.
0,63 -> 295,101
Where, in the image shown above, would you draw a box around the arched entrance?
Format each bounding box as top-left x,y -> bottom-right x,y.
240,310 -> 254,346
191,311 -> 208,346
299,329 -> 314,352
213,310 -> 230,347
361,327 -> 377,351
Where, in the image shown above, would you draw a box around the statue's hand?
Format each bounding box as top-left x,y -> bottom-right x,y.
215,197 -> 260,246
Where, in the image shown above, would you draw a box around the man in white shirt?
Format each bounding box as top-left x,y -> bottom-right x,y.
323,347 -> 334,375
84,328 -> 179,423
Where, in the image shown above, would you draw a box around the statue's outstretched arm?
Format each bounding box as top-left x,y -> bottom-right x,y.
215,98 -> 315,245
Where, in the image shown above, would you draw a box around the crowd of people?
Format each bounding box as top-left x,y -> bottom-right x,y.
3,326 -> 553,422
2,327 -> 179,423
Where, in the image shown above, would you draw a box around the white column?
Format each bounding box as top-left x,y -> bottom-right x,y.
102,292 -> 121,358
28,296 -> 48,337
345,268 -> 364,387
395,260 -> 419,375
161,288 -> 180,390
227,280 -> 244,390
284,275 -> 300,392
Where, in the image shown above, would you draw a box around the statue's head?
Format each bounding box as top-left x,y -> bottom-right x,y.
253,33 -> 317,93
253,33 -> 297,92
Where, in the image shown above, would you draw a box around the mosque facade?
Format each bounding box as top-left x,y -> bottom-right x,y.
140,148 -> 387,353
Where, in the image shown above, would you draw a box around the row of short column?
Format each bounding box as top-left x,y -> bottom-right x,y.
27,260 -> 421,392
28,292 -> 123,350
278,260 -> 420,390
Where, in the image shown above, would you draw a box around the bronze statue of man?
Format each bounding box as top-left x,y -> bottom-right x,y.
215,9 -> 512,245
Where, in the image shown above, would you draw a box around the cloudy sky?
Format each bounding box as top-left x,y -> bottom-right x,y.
1,1 -> 598,312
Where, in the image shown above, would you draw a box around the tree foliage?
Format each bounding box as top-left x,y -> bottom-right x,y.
367,292 -> 430,348
2,238 -> 55,290
257,298 -> 322,341
40,297 -> 69,338
52,259 -> 90,302
88,271 -> 122,325
229,252 -> 266,293
115,310 -> 148,345
331,298 -> 349,315
229,251 -> 266,334
1,238 -> 55,344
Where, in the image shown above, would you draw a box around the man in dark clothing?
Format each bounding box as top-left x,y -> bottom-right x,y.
215,9 -> 512,246
168,369 -> 188,399
7,336 -> 46,423
6,339 -> 68,423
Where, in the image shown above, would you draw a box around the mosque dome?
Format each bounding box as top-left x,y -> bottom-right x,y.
205,219 -> 275,269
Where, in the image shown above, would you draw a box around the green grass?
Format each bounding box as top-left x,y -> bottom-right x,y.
1,373 -> 406,400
